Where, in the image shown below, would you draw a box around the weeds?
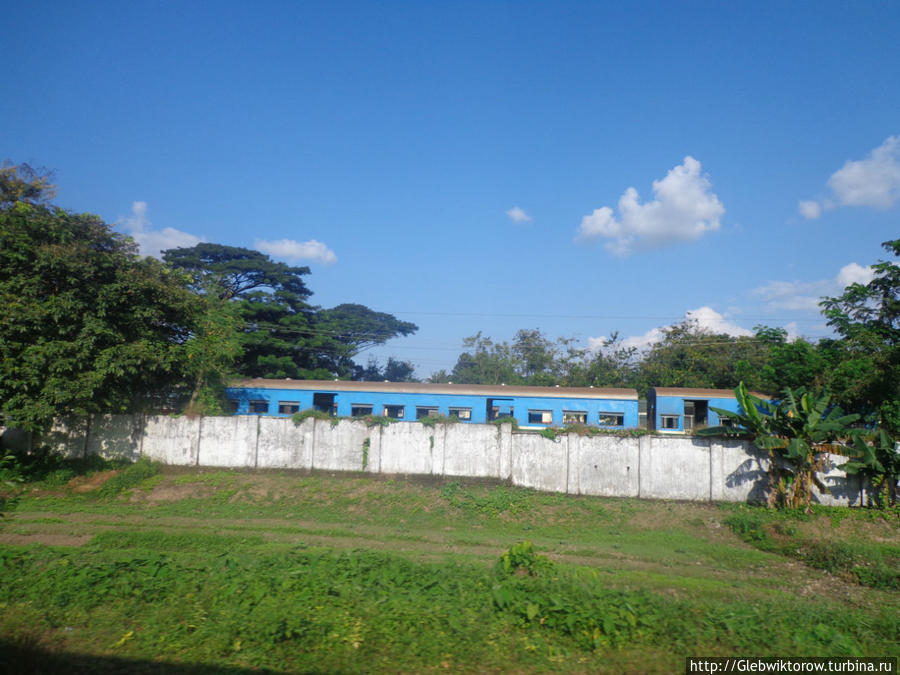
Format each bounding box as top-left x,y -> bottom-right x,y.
537,425 -> 653,441
723,505 -> 899,590
490,416 -> 519,430
95,458 -> 162,499
418,414 -> 455,427
1,471 -> 897,672
2,538 -> 893,672
291,409 -> 334,425
441,482 -> 543,517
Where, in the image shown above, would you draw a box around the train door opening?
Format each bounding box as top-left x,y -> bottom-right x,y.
313,393 -> 337,415
487,398 -> 514,421
683,400 -> 708,431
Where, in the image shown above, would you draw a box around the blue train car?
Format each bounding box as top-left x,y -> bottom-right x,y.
225,379 -> 640,430
647,387 -> 767,433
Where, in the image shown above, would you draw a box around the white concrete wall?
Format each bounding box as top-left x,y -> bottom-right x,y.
567,434 -> 639,498
812,453 -> 864,507
710,439 -> 768,503
141,416 -> 200,465
639,435 -> 711,501
511,433 -> 568,493
378,423 -> 436,475
45,417 -> 89,458
86,415 -> 142,461
312,419 -> 368,471
441,423 -> 503,478
257,416 -> 313,469
39,414 -> 873,506
198,416 -> 258,468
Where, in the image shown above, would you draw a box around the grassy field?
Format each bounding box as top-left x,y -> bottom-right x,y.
0,459 -> 897,673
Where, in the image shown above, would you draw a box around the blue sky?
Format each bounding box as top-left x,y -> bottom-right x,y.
4,1 -> 899,376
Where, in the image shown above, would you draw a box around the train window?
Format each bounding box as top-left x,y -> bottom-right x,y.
227,399 -> 239,413
249,400 -> 269,414
562,410 -> 587,425
660,414 -> 679,429
384,405 -> 405,419
598,412 -> 624,426
448,407 -> 471,420
416,406 -> 439,419
489,406 -> 514,420
528,410 -> 553,424
351,404 -> 373,417
278,401 -> 300,414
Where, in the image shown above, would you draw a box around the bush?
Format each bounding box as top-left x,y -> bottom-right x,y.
95,458 -> 162,499
291,409 -> 334,425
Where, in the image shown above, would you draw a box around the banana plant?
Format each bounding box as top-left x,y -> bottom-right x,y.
843,430 -> 900,508
699,383 -> 860,511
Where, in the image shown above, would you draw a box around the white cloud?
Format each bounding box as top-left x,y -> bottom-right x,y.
798,200 -> 822,220
752,262 -> 876,311
506,206 -> 532,223
589,306 -> 749,354
783,322 -> 801,341
577,156 -> 725,256
255,238 -> 337,265
836,261 -> 877,288
118,201 -> 204,259
685,306 -> 753,337
799,135 -> 900,218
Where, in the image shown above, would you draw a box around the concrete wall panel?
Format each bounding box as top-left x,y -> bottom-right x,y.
568,434 -> 639,497
442,424 -> 502,478
312,419 -> 368,472
511,433 -> 568,493
257,417 -> 313,469
87,415 -> 142,461
640,436 -> 710,500
141,416 -> 199,465
814,453 -> 863,507
497,423 -> 513,480
198,416 -> 258,467
379,423 -> 435,475
710,440 -> 768,503
46,417 -> 88,458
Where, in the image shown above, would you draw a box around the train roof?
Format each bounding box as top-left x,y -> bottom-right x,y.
649,387 -> 770,399
229,379 -> 638,401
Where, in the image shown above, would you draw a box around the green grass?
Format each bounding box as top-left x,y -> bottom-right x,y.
722,504 -> 900,590
1,466 -> 898,673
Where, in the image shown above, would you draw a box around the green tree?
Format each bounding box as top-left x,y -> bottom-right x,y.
700,383 -> 859,511
352,356 -> 418,382
820,239 -> 900,436
164,244 -> 417,380
316,304 -> 418,377
165,243 -> 326,379
565,332 -> 637,387
843,430 -> 900,508
754,326 -> 831,394
0,201 -> 200,431
448,333 -> 521,385
0,161 -> 57,207
633,320 -> 769,393
181,294 -> 244,415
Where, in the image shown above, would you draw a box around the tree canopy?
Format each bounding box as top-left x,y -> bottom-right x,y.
820,238 -> 900,434
0,201 -> 201,430
164,244 -> 417,381
0,161 -> 57,208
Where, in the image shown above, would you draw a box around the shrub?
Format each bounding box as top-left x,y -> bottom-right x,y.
95,458 -> 162,499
